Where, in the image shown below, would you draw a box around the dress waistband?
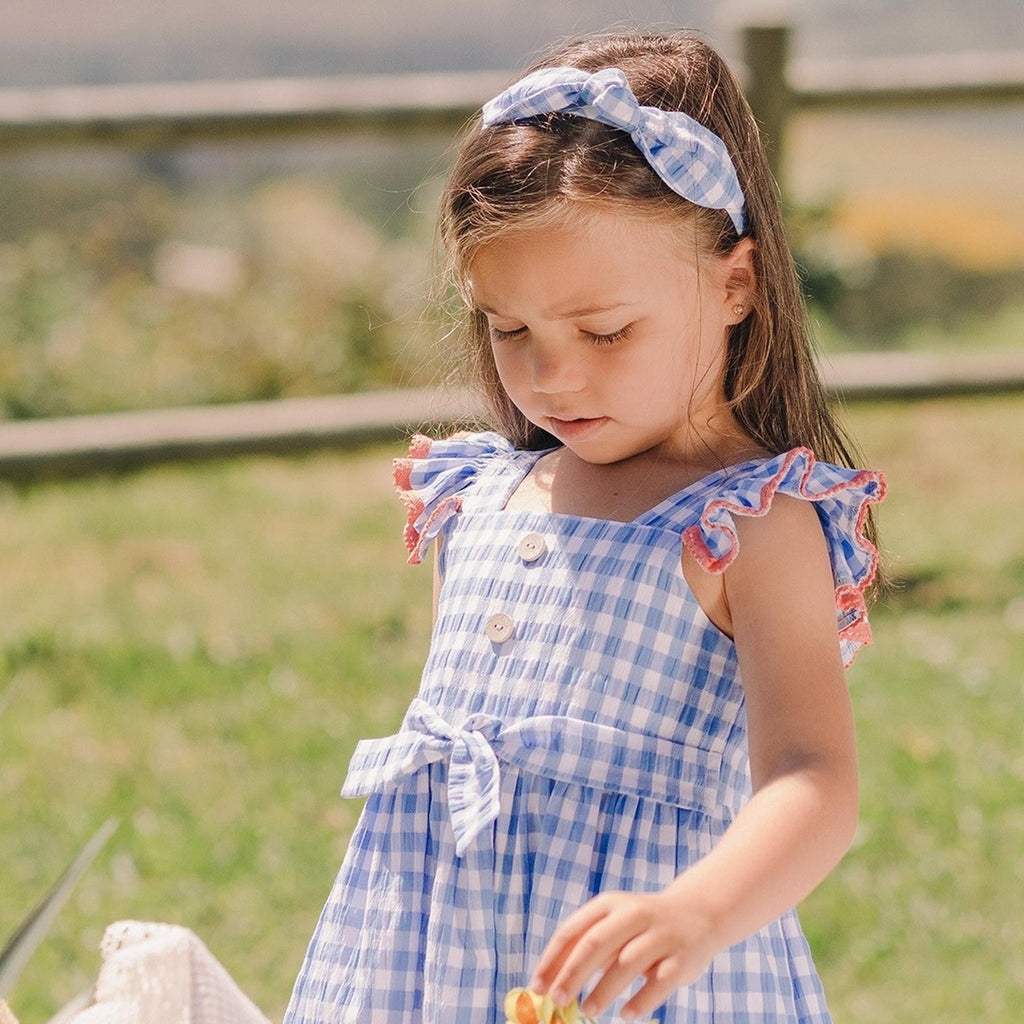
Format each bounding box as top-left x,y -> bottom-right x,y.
341,699 -> 736,855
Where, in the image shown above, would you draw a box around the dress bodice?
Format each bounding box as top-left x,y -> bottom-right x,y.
362,433 -> 885,847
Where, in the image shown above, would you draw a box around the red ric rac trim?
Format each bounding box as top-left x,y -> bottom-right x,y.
405,496 -> 463,565
392,434 -> 464,566
407,434 -> 432,460
681,446 -> 886,667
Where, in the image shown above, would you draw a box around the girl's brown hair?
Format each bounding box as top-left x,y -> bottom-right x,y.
439,31 -> 873,520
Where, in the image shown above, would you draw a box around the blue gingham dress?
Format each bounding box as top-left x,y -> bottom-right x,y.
285,433 -> 885,1024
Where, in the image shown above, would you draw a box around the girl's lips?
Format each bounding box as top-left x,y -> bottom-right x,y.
547,416 -> 610,441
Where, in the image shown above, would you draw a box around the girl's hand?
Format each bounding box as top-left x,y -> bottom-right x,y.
529,886 -> 718,1022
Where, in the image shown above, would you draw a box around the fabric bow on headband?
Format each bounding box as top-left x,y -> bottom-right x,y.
482,65 -> 748,236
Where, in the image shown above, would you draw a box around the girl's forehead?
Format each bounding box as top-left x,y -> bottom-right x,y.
468,214 -> 705,316
480,202 -> 693,249
470,211 -> 699,288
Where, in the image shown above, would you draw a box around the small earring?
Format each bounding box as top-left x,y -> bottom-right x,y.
732,303 -> 745,317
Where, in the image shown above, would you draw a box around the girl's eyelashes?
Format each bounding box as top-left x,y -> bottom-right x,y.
585,324 -> 632,346
486,323 -> 634,346
488,325 -> 528,341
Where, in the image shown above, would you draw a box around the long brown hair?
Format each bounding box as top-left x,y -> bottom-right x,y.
438,31 -> 878,542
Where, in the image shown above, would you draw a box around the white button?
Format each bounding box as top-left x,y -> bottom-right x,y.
484,612 -> 515,644
517,532 -> 547,562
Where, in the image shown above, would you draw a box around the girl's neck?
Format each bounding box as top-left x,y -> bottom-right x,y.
507,427 -> 768,523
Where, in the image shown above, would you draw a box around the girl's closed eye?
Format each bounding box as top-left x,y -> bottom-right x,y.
583,323 -> 633,346
488,324 -> 528,342
487,323 -> 634,346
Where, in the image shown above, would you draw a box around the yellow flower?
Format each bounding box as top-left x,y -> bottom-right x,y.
502,985 -> 653,1024
503,987 -> 581,1024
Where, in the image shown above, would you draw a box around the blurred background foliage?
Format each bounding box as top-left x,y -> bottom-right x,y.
0,141 -> 450,419
1,120 -> 1022,421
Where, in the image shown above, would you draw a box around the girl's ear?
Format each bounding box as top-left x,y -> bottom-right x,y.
722,237 -> 757,323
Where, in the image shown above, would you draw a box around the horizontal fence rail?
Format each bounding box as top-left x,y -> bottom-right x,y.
739,28 -> 1024,180
1,33 -> 1023,153
3,349 -> 1024,482
789,49 -> 1024,108
0,72 -> 508,150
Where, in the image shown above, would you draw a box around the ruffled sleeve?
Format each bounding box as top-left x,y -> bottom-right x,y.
682,447 -> 886,666
393,431 -> 516,565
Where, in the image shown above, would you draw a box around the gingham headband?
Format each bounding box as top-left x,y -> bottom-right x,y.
482,65 -> 748,236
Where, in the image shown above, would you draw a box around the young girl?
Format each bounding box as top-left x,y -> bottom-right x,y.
285,31 -> 885,1024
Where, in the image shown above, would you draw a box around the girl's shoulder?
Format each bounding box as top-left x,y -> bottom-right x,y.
674,448 -> 886,665
675,448 -> 885,566
393,431 -> 538,565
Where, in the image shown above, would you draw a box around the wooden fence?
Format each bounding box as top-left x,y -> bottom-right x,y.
740,26 -> 1024,184
3,25 -> 1024,190
1,23 -> 1022,479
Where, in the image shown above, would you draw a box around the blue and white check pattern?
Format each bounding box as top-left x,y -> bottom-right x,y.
482,66 -> 748,235
285,434 -> 883,1024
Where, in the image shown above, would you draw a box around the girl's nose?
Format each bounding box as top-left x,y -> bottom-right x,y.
529,344 -> 585,394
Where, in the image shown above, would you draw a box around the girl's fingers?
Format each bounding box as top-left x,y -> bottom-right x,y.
539,903 -> 648,1004
578,956 -> 645,1016
620,957 -> 686,1020
578,930 -> 673,1017
529,898 -> 615,992
534,892 -> 718,1019
546,925 -> 625,1005
542,899 -> 668,1010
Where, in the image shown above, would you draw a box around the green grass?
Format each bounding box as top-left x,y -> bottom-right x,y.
0,448 -> 433,1019
803,396 -> 1024,1021
3,397 -> 1024,1021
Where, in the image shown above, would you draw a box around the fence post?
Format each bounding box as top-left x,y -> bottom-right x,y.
741,23 -> 792,198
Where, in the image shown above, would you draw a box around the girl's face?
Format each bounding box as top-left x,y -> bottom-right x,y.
468,208 -> 754,467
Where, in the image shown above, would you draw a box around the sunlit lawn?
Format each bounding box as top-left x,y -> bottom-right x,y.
2,395 -> 1024,1022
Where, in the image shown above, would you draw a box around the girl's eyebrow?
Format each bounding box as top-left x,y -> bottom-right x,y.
550,301 -> 632,319
475,300 -> 633,319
